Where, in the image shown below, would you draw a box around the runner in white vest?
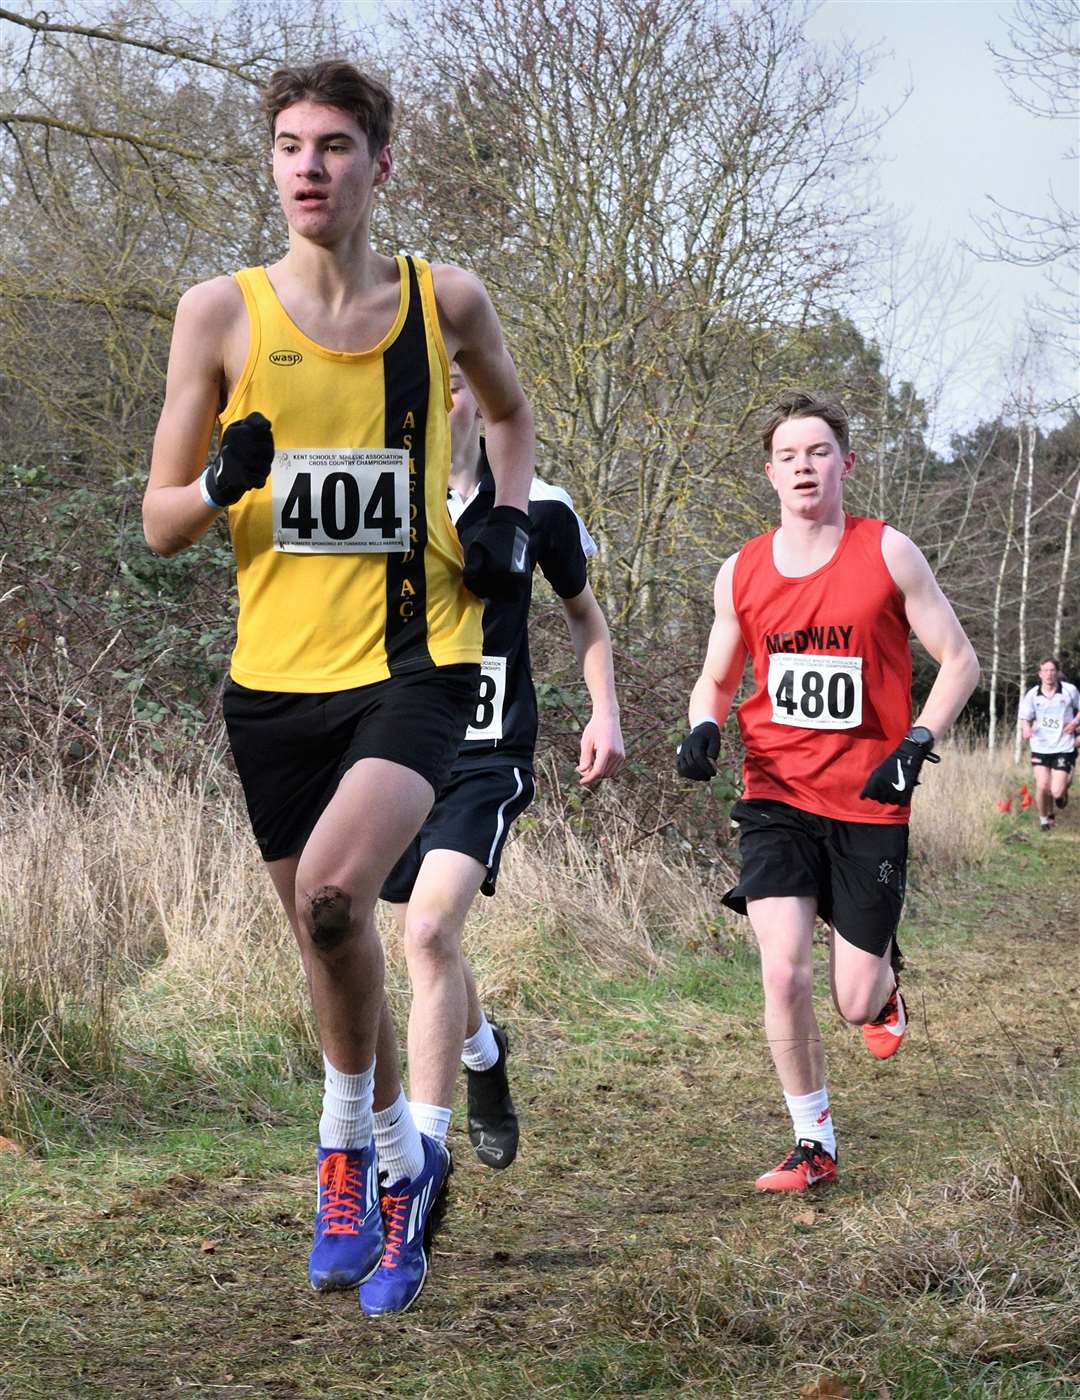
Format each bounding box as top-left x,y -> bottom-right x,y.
1018,657 -> 1080,832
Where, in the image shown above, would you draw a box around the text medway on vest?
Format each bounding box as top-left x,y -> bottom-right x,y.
765,625 -> 854,654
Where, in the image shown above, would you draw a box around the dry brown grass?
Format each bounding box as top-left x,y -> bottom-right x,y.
0,732 -> 1023,1144
0,734 -> 1076,1398
909,734 -> 1027,875
1000,1111 -> 1080,1228
0,745 -> 735,1139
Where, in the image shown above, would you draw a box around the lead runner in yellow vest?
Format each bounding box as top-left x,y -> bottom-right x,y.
143,60 -> 534,1318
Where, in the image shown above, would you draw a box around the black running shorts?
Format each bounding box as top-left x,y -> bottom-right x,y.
722,799 -> 908,958
380,763 -> 536,903
223,664 -> 480,862
1031,750 -> 1076,772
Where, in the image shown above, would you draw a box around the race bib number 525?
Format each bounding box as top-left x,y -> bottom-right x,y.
768,652 -> 863,730
272,449 -> 408,553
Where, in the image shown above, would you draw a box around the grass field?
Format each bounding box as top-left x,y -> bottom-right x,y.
0,750 -> 1077,1398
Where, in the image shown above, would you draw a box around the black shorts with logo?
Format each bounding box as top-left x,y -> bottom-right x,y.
380,763 -> 536,903
1031,750 -> 1076,772
722,799 -> 908,958
223,664 -> 480,863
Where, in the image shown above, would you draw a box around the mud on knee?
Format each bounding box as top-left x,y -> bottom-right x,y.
305,885 -> 353,952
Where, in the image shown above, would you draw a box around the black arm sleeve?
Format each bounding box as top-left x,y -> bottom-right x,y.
531,499 -> 589,599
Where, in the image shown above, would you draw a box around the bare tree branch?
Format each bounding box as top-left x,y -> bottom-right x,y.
0,110 -> 248,164
0,6 -> 267,85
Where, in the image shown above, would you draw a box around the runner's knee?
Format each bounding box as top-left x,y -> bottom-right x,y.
835,984 -> 885,1025
302,884 -> 355,952
760,957 -> 813,1010
404,910 -> 461,968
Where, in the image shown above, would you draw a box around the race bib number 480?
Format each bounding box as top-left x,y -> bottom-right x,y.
768,652 -> 863,730
272,449 -> 408,553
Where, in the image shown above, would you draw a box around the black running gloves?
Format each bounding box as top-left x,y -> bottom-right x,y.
463,505 -> 533,600
676,720 -> 721,780
202,412 -> 275,508
860,729 -> 940,806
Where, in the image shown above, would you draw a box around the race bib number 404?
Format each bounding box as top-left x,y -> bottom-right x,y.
272,449 -> 409,553
768,652 -> 863,730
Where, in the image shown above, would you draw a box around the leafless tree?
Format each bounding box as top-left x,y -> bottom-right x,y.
379,0 -> 888,625
972,0 -> 1079,366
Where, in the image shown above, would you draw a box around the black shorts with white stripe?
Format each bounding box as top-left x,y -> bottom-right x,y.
380,763 -> 537,903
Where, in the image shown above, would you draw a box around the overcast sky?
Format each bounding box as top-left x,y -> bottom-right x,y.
359,0 -> 1075,437
800,1 -> 1076,437
146,0 -> 1080,437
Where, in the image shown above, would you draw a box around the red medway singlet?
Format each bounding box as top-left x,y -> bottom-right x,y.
733,515 -> 912,825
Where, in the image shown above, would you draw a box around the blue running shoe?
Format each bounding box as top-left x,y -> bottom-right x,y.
359,1134 -> 451,1316
308,1141 -> 384,1291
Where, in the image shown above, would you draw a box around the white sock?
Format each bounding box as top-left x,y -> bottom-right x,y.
461,1015 -> 499,1072
410,1100 -> 452,1146
373,1089 -> 425,1184
318,1055 -> 374,1151
784,1086 -> 836,1158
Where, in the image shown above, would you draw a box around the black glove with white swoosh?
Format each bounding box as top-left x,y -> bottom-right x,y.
676,720 -> 721,781
463,505 -> 533,601
202,412 -> 275,507
860,729 -> 940,806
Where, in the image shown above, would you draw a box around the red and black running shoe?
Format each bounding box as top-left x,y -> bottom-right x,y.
862,985 -> 908,1059
755,1138 -> 838,1192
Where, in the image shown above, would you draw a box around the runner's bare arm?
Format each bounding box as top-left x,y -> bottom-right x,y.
1063,689 -> 1079,735
687,555 -> 748,727
431,264 -> 532,514
1017,692 -> 1035,740
143,278 -> 242,557
882,528 -> 980,739
561,583 -> 625,786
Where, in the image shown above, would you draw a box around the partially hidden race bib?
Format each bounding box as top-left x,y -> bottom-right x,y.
466,655 -> 507,742
768,652 -> 863,730
271,449 -> 409,553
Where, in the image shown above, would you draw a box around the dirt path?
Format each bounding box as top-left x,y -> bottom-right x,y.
1,817 -> 1077,1399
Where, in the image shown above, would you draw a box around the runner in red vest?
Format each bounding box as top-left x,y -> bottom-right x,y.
677,390 -> 979,1192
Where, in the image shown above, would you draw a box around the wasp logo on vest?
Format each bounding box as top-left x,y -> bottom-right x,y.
269,349 -> 303,367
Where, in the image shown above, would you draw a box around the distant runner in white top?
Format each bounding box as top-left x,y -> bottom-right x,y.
1018,656 -> 1080,831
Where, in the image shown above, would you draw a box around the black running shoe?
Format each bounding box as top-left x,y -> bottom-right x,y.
466,1023 -> 519,1170
1055,793 -> 1068,810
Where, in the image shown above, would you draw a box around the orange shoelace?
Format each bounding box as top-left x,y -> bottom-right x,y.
379,1191 -> 410,1269
317,1151 -> 366,1235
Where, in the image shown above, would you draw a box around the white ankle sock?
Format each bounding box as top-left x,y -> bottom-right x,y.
784,1086 -> 836,1158
461,1015 -> 499,1072
373,1089 -> 425,1184
318,1055 -> 374,1150
410,1101 -> 452,1146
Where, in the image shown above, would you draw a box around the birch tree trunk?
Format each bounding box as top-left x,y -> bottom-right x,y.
1053,467 -> 1080,656
1013,414 -> 1036,763
989,427 -> 1023,751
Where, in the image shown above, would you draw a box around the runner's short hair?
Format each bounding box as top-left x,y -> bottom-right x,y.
1038,656 -> 1061,669
760,390 -> 850,456
261,60 -> 393,154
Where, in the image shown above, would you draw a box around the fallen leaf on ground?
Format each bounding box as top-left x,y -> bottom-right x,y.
0,1138 -> 24,1154
800,1379 -> 850,1398
793,1209 -> 816,1225
200,1239 -> 219,1253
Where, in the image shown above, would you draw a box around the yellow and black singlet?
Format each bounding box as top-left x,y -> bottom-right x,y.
219,254 -> 481,692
